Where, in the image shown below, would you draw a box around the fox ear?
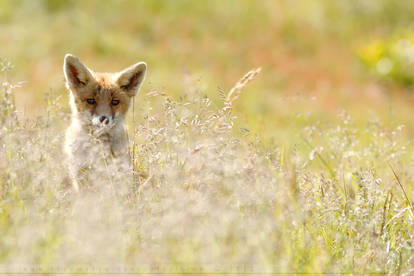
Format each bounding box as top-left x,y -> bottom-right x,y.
63,54 -> 94,89
115,62 -> 147,97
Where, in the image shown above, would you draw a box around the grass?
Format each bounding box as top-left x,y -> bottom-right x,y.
1,60 -> 414,274
2,0 -> 414,274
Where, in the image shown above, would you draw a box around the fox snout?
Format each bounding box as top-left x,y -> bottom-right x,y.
99,116 -> 109,124
92,114 -> 112,126
90,98 -> 116,127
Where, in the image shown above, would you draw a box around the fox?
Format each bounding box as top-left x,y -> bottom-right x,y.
63,54 -> 147,191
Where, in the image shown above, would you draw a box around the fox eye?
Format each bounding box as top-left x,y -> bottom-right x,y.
86,98 -> 96,105
111,99 -> 120,106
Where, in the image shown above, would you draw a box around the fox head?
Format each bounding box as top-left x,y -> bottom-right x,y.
63,54 -> 146,134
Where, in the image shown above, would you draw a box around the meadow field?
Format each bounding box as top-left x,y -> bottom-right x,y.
1,0 -> 414,274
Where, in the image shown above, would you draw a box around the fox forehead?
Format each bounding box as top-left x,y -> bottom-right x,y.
78,72 -> 128,99
76,85 -> 127,102
93,72 -> 117,89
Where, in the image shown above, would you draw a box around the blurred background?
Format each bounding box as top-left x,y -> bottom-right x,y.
2,0 -> 414,142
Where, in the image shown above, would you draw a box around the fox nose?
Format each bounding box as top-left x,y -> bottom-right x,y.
99,115 -> 109,124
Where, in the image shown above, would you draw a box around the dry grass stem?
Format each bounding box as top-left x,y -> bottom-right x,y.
225,67 -> 261,106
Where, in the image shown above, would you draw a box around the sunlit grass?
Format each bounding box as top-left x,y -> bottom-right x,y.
1,60 -> 414,274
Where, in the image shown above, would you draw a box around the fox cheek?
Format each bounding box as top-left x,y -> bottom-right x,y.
74,101 -> 93,117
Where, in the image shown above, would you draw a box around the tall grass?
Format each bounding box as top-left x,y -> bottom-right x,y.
1,61 -> 414,274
